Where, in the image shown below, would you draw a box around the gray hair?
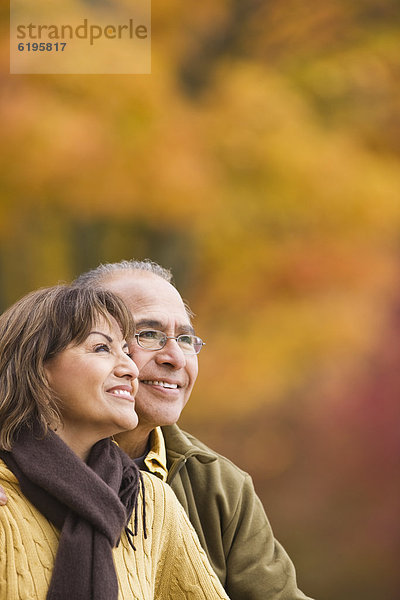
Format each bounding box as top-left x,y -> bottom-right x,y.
73,259 -> 195,320
73,259 -> 173,288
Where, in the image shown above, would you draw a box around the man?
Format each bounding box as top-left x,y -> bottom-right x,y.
0,259 -> 312,599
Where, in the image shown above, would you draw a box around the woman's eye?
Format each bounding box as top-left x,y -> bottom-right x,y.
94,344 -> 110,353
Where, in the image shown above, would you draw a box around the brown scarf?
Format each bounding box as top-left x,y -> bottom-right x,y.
0,421 -> 144,600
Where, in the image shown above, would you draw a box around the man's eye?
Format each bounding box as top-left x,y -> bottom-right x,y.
140,330 -> 159,339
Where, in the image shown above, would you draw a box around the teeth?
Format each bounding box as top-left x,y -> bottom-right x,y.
110,389 -> 132,397
142,380 -> 178,389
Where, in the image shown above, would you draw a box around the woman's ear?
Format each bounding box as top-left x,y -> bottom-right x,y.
43,358 -> 54,389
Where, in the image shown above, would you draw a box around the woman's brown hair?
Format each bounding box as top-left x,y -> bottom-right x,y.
0,285 -> 135,450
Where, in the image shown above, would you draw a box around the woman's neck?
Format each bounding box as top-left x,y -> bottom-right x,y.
54,424 -> 152,462
53,425 -> 96,461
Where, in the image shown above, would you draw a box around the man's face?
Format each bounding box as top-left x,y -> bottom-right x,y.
102,271 -> 198,432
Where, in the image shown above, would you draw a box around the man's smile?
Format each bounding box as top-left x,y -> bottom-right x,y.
141,380 -> 180,389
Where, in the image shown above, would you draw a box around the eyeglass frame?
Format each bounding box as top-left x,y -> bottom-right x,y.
134,329 -> 206,355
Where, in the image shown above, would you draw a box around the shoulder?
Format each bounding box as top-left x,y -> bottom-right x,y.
163,425 -> 251,486
0,459 -> 18,485
139,471 -> 230,599
0,459 -> 29,522
141,469 -> 180,503
140,471 -> 185,529
0,459 -> 59,537
136,472 -> 199,565
0,460 -> 58,599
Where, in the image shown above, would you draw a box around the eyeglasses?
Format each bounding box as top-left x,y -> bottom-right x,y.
134,330 -> 206,355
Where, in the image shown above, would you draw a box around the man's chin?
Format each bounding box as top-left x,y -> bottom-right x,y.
136,404 -> 185,430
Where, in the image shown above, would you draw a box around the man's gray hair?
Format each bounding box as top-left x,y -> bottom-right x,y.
73,259 -> 195,320
73,259 -> 173,287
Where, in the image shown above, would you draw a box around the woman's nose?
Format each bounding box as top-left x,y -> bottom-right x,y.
116,351 -> 139,380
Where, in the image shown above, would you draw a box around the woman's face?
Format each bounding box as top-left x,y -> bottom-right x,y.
45,314 -> 139,458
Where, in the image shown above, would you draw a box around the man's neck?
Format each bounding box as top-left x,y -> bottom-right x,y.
114,427 -> 152,459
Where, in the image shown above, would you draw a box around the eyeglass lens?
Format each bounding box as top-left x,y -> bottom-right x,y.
136,330 -> 203,354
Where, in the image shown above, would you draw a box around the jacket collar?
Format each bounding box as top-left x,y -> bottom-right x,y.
161,424 -> 217,485
162,424 -> 217,464
145,424 -> 217,484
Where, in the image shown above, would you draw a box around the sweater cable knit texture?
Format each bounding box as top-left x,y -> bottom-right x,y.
0,461 -> 229,600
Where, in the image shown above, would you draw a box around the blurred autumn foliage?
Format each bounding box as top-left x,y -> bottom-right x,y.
1,1 -> 400,598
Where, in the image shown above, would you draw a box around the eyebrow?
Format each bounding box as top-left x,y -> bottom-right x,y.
88,331 -> 129,349
89,331 -> 113,342
135,319 -> 195,336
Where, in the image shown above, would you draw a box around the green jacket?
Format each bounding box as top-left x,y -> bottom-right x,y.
162,424 -> 313,600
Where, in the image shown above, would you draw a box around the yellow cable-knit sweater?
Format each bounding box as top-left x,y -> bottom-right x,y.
0,460 -> 229,600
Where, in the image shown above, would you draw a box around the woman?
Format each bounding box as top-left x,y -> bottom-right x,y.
0,285 -> 229,600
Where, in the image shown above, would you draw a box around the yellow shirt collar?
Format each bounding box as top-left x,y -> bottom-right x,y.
144,427 -> 168,482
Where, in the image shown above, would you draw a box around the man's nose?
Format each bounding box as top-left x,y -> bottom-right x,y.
155,337 -> 186,369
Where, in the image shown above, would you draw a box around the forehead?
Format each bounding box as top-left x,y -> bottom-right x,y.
91,314 -> 123,334
102,272 -> 192,331
83,314 -> 126,342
